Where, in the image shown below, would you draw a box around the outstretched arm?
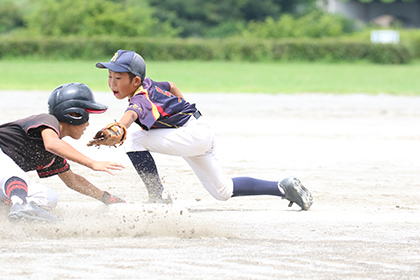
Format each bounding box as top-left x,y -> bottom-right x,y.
58,169 -> 103,199
118,110 -> 138,129
42,128 -> 124,175
58,169 -> 125,204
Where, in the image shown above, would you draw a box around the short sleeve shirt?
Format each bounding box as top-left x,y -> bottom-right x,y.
126,78 -> 197,130
0,113 -> 70,178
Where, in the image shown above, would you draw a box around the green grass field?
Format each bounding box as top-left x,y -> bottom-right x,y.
1,59 -> 420,95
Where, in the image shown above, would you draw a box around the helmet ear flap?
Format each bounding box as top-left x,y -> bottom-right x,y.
59,107 -> 89,126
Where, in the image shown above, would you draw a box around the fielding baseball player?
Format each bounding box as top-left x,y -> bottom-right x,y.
89,50 -> 313,210
0,83 -> 125,223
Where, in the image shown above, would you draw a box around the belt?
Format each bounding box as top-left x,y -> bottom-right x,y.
193,110 -> 202,119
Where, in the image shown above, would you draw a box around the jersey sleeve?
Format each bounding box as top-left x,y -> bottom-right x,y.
155,81 -> 171,92
21,114 -> 61,139
37,157 -> 70,178
126,97 -> 159,130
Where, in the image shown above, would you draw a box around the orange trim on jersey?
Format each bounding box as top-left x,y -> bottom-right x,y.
133,86 -> 161,121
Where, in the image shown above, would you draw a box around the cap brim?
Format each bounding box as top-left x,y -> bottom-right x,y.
96,62 -> 129,73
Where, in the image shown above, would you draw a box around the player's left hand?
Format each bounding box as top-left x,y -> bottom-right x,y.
100,191 -> 126,205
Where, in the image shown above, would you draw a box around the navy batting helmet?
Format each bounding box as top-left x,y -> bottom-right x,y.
48,83 -> 107,125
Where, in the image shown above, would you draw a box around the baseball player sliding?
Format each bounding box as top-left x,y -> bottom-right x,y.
0,83 -> 125,223
89,50 -> 313,210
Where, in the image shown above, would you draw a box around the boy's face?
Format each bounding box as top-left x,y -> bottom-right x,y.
71,121 -> 89,139
61,113 -> 89,139
108,71 -> 140,100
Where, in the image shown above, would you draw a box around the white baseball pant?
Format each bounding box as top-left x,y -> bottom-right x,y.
0,148 -> 58,210
124,117 -> 234,200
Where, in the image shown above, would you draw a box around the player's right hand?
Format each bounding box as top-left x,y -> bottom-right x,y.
92,161 -> 125,175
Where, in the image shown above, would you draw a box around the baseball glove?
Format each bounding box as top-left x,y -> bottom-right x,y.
87,122 -> 127,147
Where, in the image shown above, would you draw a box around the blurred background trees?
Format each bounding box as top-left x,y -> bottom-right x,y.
1,0 -> 417,63
0,0 -> 358,38
147,0 -> 318,37
4,0 -> 179,37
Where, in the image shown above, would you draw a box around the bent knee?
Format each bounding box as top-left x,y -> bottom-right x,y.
27,184 -> 58,210
213,193 -> 231,201
202,180 -> 233,201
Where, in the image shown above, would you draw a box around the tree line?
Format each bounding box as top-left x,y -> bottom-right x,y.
1,0 -> 361,38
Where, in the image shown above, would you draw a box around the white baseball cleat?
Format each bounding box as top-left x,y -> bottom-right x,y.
278,177 -> 313,211
8,201 -> 61,223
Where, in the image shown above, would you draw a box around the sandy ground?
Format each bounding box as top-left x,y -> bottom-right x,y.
0,90 -> 419,279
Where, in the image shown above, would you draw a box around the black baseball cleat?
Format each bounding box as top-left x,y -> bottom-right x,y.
278,177 -> 313,211
8,201 -> 61,223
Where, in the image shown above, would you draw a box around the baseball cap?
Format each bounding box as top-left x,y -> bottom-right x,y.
96,50 -> 146,81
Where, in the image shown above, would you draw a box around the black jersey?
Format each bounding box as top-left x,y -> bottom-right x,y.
0,113 -> 69,178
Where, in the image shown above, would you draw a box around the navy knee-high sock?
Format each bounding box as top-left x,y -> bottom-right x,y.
232,177 -> 284,197
127,151 -> 164,199
5,176 -> 28,204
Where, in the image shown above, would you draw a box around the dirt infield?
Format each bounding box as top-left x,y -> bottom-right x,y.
0,90 -> 419,279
